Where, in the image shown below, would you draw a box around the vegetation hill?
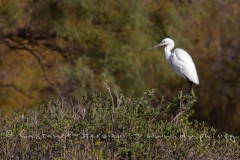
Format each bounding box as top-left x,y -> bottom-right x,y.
0,78 -> 239,159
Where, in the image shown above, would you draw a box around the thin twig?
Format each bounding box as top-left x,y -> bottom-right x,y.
171,101 -> 185,123
0,83 -> 33,98
2,39 -> 55,86
171,111 -> 184,123
113,85 -> 122,108
102,80 -> 115,121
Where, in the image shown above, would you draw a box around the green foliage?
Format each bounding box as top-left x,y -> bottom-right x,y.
0,82 -> 239,159
0,0 -> 21,31
1,0 -> 240,136
62,56 -> 95,98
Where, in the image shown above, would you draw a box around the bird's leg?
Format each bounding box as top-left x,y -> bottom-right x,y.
183,83 -> 189,95
183,79 -> 190,95
189,81 -> 193,94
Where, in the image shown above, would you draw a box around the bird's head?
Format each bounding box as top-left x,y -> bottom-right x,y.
150,38 -> 174,49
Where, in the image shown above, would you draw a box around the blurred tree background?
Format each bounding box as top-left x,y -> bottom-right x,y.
0,0 -> 239,135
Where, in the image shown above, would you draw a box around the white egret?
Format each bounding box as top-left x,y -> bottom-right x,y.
151,38 -> 199,95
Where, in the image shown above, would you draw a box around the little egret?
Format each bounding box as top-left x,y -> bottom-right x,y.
151,38 -> 199,95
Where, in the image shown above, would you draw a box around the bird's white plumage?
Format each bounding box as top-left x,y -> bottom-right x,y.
151,38 -> 199,85
171,48 -> 199,84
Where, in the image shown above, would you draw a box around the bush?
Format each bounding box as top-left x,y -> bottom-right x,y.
0,78 -> 239,159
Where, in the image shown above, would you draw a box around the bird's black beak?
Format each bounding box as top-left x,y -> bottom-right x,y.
150,42 -> 164,49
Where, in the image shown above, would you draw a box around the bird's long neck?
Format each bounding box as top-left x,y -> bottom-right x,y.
164,44 -> 174,65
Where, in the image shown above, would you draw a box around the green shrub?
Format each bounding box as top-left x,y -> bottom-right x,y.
0,78 -> 239,159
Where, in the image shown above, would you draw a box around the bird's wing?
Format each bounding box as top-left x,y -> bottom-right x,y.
171,48 -> 199,84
